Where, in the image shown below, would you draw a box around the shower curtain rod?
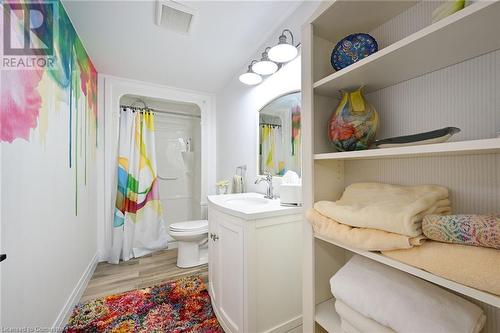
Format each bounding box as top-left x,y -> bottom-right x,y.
120,104 -> 201,119
260,122 -> 282,128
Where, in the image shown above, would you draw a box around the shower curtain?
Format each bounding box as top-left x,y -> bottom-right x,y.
290,104 -> 301,174
109,108 -> 168,264
261,125 -> 284,175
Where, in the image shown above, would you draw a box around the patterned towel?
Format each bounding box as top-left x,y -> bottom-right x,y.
423,214 -> 500,249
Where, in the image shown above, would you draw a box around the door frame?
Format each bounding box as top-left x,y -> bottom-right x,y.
98,75 -> 216,261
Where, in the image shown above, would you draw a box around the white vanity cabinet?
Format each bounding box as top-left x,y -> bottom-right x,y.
207,193 -> 303,333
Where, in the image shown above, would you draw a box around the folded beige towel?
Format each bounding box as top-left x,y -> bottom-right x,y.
307,209 -> 425,251
315,182 -> 450,237
335,300 -> 395,333
383,241 -> 500,296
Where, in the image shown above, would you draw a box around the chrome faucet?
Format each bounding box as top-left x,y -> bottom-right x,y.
255,171 -> 274,199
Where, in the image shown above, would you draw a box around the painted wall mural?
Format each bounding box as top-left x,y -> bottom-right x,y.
0,0 -> 98,215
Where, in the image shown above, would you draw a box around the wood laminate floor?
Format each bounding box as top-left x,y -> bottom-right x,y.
80,248 -> 208,303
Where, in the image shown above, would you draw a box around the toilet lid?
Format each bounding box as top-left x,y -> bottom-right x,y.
169,220 -> 208,232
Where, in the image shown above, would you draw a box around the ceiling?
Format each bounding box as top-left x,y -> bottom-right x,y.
63,0 -> 301,93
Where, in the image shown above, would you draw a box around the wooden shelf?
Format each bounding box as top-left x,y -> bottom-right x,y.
315,235 -> 500,308
314,138 -> 500,161
313,1 -> 500,97
315,298 -> 342,333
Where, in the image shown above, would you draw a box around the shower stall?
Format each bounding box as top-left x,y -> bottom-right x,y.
120,95 -> 202,243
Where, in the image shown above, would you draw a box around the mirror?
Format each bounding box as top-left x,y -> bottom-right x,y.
259,91 -> 301,177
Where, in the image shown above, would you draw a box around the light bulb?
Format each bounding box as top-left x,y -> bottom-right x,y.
252,60 -> 278,75
239,71 -> 262,85
268,43 -> 298,63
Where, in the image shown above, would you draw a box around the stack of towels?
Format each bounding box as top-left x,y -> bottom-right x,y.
307,182 -> 451,251
331,255 -> 486,333
383,213 -> 500,295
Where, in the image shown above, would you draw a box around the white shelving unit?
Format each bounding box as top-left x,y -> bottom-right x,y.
314,138 -> 500,160
315,298 -> 342,332
301,1 -> 500,332
315,235 -> 500,308
313,1 -> 500,96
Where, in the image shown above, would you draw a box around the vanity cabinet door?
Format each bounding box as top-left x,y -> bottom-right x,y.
216,215 -> 244,333
207,207 -> 218,306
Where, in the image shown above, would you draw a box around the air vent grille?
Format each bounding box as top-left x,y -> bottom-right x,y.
156,0 -> 197,34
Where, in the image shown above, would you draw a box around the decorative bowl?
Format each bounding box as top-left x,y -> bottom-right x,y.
331,33 -> 378,71
374,127 -> 461,148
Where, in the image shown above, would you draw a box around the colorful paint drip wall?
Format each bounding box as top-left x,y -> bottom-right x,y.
1,0 -> 98,215
1,0 -> 101,326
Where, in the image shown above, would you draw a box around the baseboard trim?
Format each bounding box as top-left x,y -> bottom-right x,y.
97,248 -> 108,262
52,252 -> 99,329
264,315 -> 303,333
167,240 -> 178,249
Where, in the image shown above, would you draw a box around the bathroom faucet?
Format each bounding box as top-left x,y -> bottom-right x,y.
255,172 -> 274,199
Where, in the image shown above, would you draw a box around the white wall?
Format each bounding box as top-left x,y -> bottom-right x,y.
1,100 -> 102,327
216,1 -> 320,193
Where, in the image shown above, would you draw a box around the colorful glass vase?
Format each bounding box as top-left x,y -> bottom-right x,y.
328,88 -> 378,151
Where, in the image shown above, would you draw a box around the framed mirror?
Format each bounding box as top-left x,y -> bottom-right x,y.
258,91 -> 301,177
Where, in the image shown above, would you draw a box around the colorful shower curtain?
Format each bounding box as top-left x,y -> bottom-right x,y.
291,104 -> 301,157
109,108 -> 168,264
290,104 -> 301,174
260,125 -> 285,176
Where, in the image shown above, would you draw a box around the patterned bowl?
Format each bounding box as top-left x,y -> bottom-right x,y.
331,33 -> 378,71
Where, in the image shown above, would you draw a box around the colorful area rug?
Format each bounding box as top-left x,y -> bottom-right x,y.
64,276 -> 223,332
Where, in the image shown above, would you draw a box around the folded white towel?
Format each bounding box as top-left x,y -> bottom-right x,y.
330,255 -> 486,333
335,300 -> 395,333
315,182 -> 450,237
232,175 -> 243,193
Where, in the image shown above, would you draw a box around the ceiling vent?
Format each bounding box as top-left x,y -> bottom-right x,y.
156,0 -> 197,34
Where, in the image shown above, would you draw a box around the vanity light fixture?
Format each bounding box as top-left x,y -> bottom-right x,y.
252,47 -> 279,76
239,29 -> 298,86
268,29 -> 298,63
239,61 -> 263,85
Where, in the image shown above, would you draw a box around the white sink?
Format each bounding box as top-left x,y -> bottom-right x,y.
207,192 -> 302,219
225,197 -> 269,206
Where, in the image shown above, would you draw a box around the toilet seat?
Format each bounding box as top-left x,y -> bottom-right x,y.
169,220 -> 208,233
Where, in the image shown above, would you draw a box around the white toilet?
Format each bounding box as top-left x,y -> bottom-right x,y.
168,220 -> 209,268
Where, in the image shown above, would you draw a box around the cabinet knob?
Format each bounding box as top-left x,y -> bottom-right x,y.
213,234 -> 219,241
